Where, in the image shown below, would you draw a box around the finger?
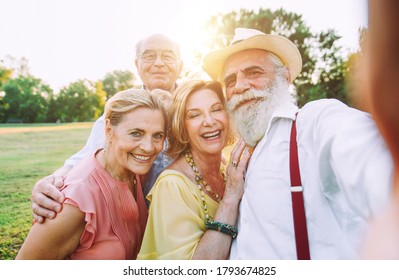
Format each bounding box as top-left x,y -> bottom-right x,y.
32,212 -> 44,224
229,138 -> 244,159
230,139 -> 245,163
31,188 -> 64,213
31,199 -> 57,219
231,140 -> 246,162
34,179 -> 65,204
238,147 -> 252,169
235,139 -> 247,157
53,176 -> 65,190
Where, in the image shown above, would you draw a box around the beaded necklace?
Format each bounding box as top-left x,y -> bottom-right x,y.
185,150 -> 226,222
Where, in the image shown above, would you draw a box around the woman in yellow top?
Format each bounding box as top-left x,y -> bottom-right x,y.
138,80 -> 251,259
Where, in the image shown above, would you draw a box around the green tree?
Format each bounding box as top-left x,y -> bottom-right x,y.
0,62 -> 13,121
45,95 -> 61,122
102,70 -> 135,99
93,81 -> 107,119
202,8 -> 351,107
56,80 -> 100,122
1,75 -> 52,123
0,64 -> 13,89
297,30 -> 349,106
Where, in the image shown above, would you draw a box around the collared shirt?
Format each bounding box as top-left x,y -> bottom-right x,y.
230,98 -> 393,260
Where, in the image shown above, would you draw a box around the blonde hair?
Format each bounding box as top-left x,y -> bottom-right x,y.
105,88 -> 170,132
166,80 -> 233,160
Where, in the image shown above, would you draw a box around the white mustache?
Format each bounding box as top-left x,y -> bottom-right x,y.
227,89 -> 267,113
226,76 -> 295,147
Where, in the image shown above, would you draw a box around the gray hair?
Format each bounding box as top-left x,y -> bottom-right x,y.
135,34 -> 181,58
268,52 -> 290,80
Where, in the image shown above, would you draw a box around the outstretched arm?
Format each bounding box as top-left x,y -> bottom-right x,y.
361,0 -> 399,259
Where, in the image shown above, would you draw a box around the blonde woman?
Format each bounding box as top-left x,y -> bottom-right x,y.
17,89 -> 169,259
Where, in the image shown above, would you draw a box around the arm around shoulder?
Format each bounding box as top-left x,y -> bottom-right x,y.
31,165 -> 73,222
31,114 -> 106,222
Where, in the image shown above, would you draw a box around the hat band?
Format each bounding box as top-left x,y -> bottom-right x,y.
231,39 -> 243,46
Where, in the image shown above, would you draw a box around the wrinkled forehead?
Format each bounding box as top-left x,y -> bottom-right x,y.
139,35 -> 179,56
222,49 -> 271,79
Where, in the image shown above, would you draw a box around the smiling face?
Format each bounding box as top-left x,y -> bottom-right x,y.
135,34 -> 183,92
222,49 -> 279,101
105,107 -> 165,179
222,49 -> 294,147
184,88 -> 229,156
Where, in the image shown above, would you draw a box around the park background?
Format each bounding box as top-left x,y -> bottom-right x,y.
0,0 -> 367,259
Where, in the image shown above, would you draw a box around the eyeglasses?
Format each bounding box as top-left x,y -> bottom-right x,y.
139,51 -> 178,64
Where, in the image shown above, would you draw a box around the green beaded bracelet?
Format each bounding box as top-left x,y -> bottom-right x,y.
205,220 -> 238,239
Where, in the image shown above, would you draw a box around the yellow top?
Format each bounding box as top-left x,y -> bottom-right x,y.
137,169 -> 219,260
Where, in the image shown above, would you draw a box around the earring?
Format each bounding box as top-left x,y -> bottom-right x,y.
105,137 -> 111,149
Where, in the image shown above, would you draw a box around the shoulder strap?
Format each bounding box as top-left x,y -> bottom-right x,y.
290,113 -> 311,260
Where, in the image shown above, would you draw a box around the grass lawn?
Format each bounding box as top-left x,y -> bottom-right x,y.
0,122 -> 236,260
0,122 -> 93,260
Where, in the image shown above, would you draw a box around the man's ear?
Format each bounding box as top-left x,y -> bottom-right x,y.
135,58 -> 139,70
285,68 -> 291,83
178,60 -> 184,77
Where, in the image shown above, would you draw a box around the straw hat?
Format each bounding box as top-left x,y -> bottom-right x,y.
202,28 -> 302,82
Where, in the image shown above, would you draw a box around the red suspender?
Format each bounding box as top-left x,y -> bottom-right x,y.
290,114 -> 311,260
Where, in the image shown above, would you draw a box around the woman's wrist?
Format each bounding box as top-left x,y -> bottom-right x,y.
221,192 -> 241,207
206,220 -> 238,239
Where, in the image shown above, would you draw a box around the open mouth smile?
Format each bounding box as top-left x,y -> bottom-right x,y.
131,153 -> 151,162
202,130 -> 221,140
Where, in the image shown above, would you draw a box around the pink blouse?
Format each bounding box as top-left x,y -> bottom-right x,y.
60,152 -> 148,259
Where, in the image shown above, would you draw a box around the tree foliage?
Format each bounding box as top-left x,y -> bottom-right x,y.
101,70 -> 135,99
1,8 -> 357,122
202,8 -> 352,107
0,65 -> 13,88
55,80 -> 103,122
0,58 -> 130,123
1,75 -> 53,123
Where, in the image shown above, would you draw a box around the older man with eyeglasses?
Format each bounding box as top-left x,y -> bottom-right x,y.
135,34 -> 183,93
30,34 -> 183,222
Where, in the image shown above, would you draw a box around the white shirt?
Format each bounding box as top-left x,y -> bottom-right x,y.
230,99 -> 393,259
64,115 -> 106,168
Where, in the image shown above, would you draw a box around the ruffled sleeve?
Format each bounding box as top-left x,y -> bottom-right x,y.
62,177 -> 99,252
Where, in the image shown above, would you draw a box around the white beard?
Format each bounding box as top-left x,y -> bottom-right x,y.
227,76 -> 295,147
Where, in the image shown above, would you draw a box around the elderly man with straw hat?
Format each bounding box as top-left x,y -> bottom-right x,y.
203,28 -> 393,259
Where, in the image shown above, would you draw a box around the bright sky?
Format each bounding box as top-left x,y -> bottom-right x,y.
0,0 -> 368,91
